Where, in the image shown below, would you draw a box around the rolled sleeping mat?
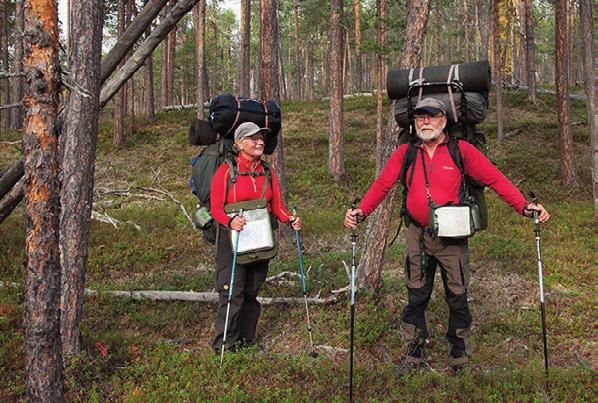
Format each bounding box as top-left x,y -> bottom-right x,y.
189,118 -> 219,146
393,92 -> 488,129
208,93 -> 281,139
188,117 -> 279,155
387,60 -> 491,100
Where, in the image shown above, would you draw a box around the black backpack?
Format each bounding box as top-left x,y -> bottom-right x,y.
189,139 -> 273,244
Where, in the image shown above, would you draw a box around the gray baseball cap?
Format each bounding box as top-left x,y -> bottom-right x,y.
414,97 -> 447,116
234,122 -> 271,141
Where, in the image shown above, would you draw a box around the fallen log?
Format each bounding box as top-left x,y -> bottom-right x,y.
0,177 -> 24,225
0,157 -> 23,200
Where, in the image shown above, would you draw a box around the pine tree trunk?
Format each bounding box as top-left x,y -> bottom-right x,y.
305,46 -> 313,100
160,6 -> 168,109
166,0 -> 176,106
261,0 -> 287,201
433,0 -> 441,65
555,0 -> 578,187
353,0 -> 363,92
59,0 -> 103,358
579,0 -> 596,222
22,1 -> 63,399
144,0 -> 155,119
375,0 -> 387,172
523,0 -> 535,101
359,0 -> 431,293
328,0 -> 346,182
238,0 -> 250,96
210,6 -> 218,95
114,0 -> 126,147
194,0 -> 207,117
0,1 -> 10,133
492,0 -> 504,142
11,0 -> 24,129
463,0 -> 472,62
293,0 -> 302,99
127,0 -> 136,135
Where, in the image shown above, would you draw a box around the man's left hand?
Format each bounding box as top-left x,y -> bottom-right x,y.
289,216 -> 302,231
524,203 -> 550,223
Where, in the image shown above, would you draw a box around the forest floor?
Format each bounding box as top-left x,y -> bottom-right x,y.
0,90 -> 595,401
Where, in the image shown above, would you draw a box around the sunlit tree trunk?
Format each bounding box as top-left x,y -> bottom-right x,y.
328,0 -> 346,182
492,0 -> 504,141
523,0 -> 535,101
375,0 -> 387,172
354,0 -> 362,92
463,0 -> 472,62
22,0 -> 63,399
555,0 -> 577,187
160,6 -> 168,109
261,0 -> 287,199
11,0 -> 24,129
579,0 -> 596,222
0,1 -> 10,133
114,0 -> 126,146
194,0 -> 207,117
143,0 -> 155,119
166,0 -> 176,106
238,0 -> 250,96
359,0 -> 431,293
59,0 -> 103,358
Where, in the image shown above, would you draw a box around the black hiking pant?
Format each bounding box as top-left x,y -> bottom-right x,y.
211,227 -> 269,350
400,224 -> 473,365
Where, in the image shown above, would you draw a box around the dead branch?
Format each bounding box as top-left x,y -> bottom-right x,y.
83,289 -> 340,305
60,71 -> 92,98
342,260 -> 351,281
315,345 -> 348,354
504,128 -> 522,138
91,210 -> 141,231
266,271 -> 301,282
331,284 -> 350,295
137,186 -> 194,229
0,141 -> 21,146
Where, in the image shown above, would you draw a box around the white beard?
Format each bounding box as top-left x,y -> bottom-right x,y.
416,126 -> 444,143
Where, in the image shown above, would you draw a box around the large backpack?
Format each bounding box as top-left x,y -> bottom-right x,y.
388,64 -> 491,238
189,138 -> 274,244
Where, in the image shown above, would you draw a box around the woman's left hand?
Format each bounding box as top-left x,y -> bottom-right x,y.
289,216 -> 302,231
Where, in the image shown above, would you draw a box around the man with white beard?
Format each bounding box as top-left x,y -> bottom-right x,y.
344,97 -> 549,375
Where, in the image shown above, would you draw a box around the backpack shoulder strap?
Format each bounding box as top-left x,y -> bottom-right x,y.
447,136 -> 464,173
399,141 -> 418,188
259,160 -> 272,197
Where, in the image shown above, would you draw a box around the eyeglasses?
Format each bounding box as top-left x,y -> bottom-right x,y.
413,113 -> 444,121
243,135 -> 265,143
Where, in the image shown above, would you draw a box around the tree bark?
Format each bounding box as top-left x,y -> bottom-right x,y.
238,0 -> 251,96
555,0 -> 578,187
0,0 -> 10,133
22,0 -> 63,400
354,0 -> 363,92
126,0 -> 137,135
114,0 -> 126,147
292,0 -> 302,99
376,0 -> 387,173
166,0 -> 176,106
194,0 -> 207,117
261,0 -> 287,201
100,0 -> 200,109
143,0 -> 155,119
492,0 -> 504,142
463,0 -> 472,62
579,0 -> 596,222
100,0 -> 168,85
523,0 -> 535,102
59,0 -> 103,357
328,0 -> 346,182
160,6 -> 168,109
11,0 -> 24,129
359,0 -> 431,294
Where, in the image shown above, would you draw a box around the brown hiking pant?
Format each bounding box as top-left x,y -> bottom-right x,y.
211,226 -> 270,350
400,224 -> 474,364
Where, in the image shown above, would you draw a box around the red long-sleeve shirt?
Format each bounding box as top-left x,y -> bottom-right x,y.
210,154 -> 292,227
359,138 -> 528,227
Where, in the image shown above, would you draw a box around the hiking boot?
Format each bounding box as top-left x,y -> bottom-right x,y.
395,360 -> 422,378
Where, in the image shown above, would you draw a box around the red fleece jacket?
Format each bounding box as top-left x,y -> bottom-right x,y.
210,154 -> 292,227
359,138 -> 528,226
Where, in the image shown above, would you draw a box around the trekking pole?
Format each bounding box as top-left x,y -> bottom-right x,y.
529,192 -> 549,374
220,209 -> 243,365
349,198 -> 360,403
292,208 -> 318,358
